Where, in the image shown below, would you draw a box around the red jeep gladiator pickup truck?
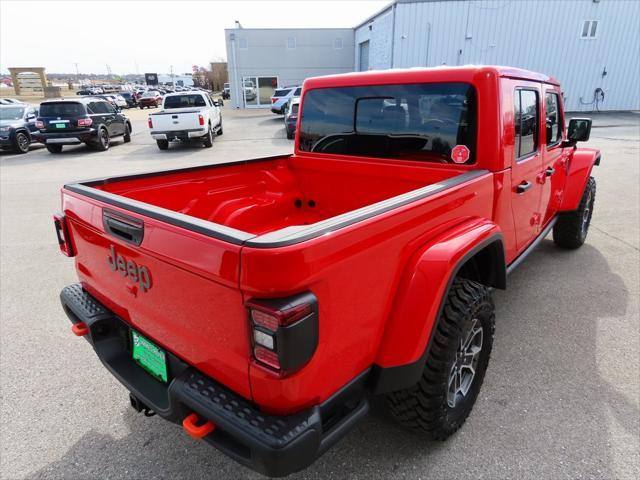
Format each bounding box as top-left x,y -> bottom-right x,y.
55,66 -> 599,477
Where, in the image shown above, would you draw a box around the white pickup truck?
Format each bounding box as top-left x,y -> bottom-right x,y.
148,91 -> 222,150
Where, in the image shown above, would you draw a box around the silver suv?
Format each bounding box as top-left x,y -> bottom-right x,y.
270,86 -> 301,114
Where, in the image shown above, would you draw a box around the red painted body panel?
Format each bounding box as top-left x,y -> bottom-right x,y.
559,148 -> 600,211
59,66 -> 597,416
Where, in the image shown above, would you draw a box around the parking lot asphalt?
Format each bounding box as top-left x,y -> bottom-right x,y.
1,107 -> 638,480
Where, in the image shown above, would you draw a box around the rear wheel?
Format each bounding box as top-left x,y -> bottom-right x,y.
286,129 -> 294,140
156,139 -> 169,150
13,132 -> 30,154
203,125 -> 213,147
553,177 -> 596,249
216,121 -> 223,136
46,144 -> 63,154
93,128 -> 110,151
123,123 -> 131,143
387,278 -> 495,440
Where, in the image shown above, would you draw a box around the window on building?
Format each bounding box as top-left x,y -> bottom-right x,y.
581,20 -> 598,38
545,92 -> 562,146
238,38 -> 248,49
287,37 -> 296,49
514,89 -> 539,159
334,38 -> 343,49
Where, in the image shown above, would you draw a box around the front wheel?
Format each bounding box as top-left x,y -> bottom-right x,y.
216,121 -> 223,136
553,177 -> 596,249
13,132 -> 30,154
123,123 -> 131,143
387,278 -> 495,440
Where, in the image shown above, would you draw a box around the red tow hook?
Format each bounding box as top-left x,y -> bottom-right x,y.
71,322 -> 89,336
182,413 -> 215,439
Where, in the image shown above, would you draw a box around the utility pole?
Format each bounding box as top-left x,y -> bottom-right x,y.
74,63 -> 80,85
106,64 -> 112,78
170,64 -> 175,87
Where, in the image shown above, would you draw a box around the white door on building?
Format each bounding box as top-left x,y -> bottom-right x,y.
359,41 -> 370,71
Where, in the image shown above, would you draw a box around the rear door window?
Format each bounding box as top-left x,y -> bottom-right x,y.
299,83 -> 477,164
39,102 -> 86,117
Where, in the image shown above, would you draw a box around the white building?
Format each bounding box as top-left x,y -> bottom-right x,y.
226,0 -> 639,111
225,28 -> 354,108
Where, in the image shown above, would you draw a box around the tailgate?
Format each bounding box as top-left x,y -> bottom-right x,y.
62,188 -> 253,399
151,109 -> 202,130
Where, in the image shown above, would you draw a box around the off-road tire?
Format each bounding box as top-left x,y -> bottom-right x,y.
553,177 -> 596,249
123,123 -> 131,143
203,125 -> 213,147
156,139 -> 169,150
13,132 -> 30,154
387,278 -> 495,440
46,144 -> 63,154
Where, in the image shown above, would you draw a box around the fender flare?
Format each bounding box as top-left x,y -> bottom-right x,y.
559,148 -> 600,212
369,219 -> 505,394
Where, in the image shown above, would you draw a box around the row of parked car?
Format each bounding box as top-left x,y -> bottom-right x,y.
0,90 -> 224,154
270,86 -> 302,139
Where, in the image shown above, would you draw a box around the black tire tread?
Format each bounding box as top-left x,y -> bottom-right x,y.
386,278 -> 495,440
553,176 -> 596,249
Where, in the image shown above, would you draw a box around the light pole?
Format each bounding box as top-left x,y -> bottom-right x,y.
74,63 -> 79,86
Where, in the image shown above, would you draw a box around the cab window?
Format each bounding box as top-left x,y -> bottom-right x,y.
514,89 -> 539,160
545,92 -> 562,146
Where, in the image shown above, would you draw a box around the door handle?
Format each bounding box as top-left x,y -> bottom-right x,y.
516,181 -> 533,194
545,167 -> 556,177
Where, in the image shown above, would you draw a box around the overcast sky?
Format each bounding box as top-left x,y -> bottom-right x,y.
0,0 -> 388,75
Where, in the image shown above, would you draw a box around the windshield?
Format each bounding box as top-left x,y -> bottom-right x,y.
39,102 -> 86,117
298,83 -> 476,164
0,107 -> 25,120
164,94 -> 207,109
224,83 -> 229,88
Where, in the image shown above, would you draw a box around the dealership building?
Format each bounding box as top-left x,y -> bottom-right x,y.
225,0 -> 639,111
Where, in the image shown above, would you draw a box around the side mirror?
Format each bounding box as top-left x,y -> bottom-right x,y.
567,117 -> 592,143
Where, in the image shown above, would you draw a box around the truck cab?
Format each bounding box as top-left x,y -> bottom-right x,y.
55,66 -> 598,477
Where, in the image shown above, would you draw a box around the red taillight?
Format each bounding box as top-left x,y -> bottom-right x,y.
198,114 -> 205,126
35,120 -> 44,129
148,117 -> 153,129
271,97 -> 277,103
246,293 -> 317,374
53,213 -> 75,257
77,117 -> 93,127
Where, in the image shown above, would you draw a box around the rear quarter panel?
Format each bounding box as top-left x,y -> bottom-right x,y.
241,172 -> 495,414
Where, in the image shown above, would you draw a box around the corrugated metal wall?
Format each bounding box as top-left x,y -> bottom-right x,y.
356,0 -> 639,111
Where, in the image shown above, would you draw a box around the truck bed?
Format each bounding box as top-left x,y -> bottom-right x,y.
83,155 -> 467,239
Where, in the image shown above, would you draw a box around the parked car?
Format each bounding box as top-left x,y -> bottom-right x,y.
54,66 -> 599,477
271,86 -> 302,115
109,94 -> 128,109
0,104 -> 39,153
284,97 -> 299,139
147,91 -> 222,150
118,91 -> 137,108
0,98 -> 24,105
138,91 -> 163,109
243,80 -> 256,101
222,83 -> 230,99
36,97 -> 131,153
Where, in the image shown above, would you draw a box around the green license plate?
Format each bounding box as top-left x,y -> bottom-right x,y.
55,123 -> 66,129
131,330 -> 168,383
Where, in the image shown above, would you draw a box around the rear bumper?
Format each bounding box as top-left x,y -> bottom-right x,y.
39,129 -> 96,145
60,283 -> 369,477
151,128 -> 206,141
